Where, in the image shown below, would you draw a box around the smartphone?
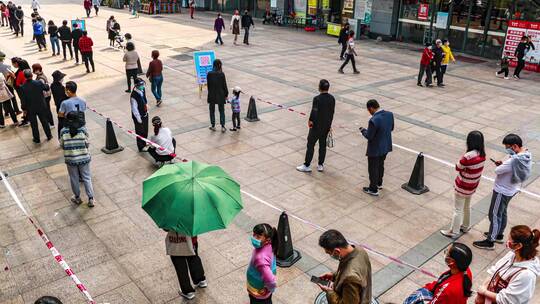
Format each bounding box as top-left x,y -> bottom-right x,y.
310,276 -> 330,287
490,158 -> 496,163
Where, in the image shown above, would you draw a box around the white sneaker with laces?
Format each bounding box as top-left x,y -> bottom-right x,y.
440,229 -> 459,238
296,164 -> 312,172
197,280 -> 208,288
179,292 -> 195,300
317,164 -> 324,172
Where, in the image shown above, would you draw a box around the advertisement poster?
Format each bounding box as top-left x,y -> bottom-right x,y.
327,23 -> 341,36
503,20 -> 540,72
435,12 -> 448,29
71,19 -> 86,31
354,0 -> 372,25
308,0 -> 317,15
342,0 -> 354,14
418,3 -> 429,21
193,51 -> 216,85
271,0 -> 277,8
294,0 -> 307,18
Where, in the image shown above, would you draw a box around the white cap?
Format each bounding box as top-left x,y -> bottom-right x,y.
232,86 -> 242,93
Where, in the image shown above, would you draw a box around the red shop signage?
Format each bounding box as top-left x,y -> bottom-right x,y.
418,3 -> 429,21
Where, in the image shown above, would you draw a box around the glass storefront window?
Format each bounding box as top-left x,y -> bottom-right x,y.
514,0 -> 540,21
468,0 -> 489,30
450,0 -> 471,28
488,0 -> 512,33
401,0 -> 431,21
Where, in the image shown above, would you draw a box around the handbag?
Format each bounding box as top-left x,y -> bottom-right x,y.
403,288 -> 433,304
326,130 -> 334,148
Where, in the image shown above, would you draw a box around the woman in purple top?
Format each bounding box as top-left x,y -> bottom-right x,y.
247,223 -> 278,304
214,13 -> 225,45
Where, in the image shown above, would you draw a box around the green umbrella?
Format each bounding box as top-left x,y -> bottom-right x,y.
142,161 -> 243,236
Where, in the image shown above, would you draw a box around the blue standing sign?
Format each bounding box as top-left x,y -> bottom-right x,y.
193,51 -> 216,85
71,19 -> 86,31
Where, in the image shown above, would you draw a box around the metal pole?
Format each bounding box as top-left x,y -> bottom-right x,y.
428,0 -> 436,42
480,0 -> 494,57
462,0 -> 474,52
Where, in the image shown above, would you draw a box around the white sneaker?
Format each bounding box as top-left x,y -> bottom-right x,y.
495,71 -> 500,77
179,292 -> 195,300
317,164 -> 324,172
197,280 -> 208,288
504,76 -> 509,80
440,229 -> 459,238
296,164 -> 312,172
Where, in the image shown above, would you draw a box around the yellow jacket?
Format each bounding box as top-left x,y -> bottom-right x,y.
441,45 -> 455,65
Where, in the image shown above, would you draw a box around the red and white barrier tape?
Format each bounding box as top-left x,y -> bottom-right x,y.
86,104 -> 440,279
0,171 -> 96,304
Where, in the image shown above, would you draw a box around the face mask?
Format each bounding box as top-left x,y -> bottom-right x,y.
330,250 -> 340,261
250,236 -> 262,249
506,147 -> 515,155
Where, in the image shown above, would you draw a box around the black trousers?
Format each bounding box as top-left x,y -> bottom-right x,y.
209,103 -> 225,127
243,27 -> 250,44
417,63 -> 432,85
126,68 -> 138,91
232,112 -> 240,128
45,96 -> 54,126
85,8 -> 91,17
36,34 -> 47,49
339,54 -> 358,72
367,154 -> 386,192
132,115 -> 148,152
94,5 -> 99,15
7,85 -> 19,112
340,42 -> 347,59
171,253 -> 206,294
148,138 -> 176,162
441,64 -> 447,75
434,62 -> 443,85
62,41 -> 73,59
304,128 -> 329,166
57,117 -> 64,138
215,32 -> 223,44
82,52 -> 95,72
497,67 -> 509,77
514,58 -> 525,77
250,295 -> 272,304
73,44 -> 80,63
487,190 -> 513,241
0,101 -> 18,125
27,110 -> 52,142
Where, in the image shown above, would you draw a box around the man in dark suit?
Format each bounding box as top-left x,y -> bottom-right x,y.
297,79 -> 335,173
20,69 -> 52,143
360,99 -> 394,196
241,10 -> 254,45
206,59 -> 228,132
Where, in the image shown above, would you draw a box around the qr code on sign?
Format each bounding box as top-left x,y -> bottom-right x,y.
199,55 -> 212,67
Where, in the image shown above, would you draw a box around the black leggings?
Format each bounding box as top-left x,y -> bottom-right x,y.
126,68 -> 138,91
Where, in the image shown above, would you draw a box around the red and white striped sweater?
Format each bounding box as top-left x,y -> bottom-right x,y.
454,150 -> 485,196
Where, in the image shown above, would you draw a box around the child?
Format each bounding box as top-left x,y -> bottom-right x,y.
247,223 -> 278,304
496,52 -> 510,79
228,86 -> 241,131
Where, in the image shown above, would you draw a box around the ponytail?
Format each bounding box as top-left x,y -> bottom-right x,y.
253,223 -> 279,255
462,272 -> 472,297
510,225 -> 540,260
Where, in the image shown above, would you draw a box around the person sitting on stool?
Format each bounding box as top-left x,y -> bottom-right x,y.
148,116 -> 176,166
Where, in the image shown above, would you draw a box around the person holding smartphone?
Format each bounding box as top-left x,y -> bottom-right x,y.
317,229 -> 372,304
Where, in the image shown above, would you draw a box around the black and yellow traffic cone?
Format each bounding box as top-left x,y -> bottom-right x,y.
401,152 -> 429,195
101,119 -> 124,154
276,211 -> 301,267
245,96 -> 260,122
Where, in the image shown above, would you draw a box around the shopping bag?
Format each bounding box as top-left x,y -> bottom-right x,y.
326,130 -> 334,148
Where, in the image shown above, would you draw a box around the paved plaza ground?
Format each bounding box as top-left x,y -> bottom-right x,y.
1,1 -> 540,303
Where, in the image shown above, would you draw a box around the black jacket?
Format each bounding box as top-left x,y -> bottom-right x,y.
58,25 -> 72,41
50,81 -> 68,111
241,14 -> 254,28
432,46 -> 444,64
515,42 -> 535,59
48,25 -> 59,37
338,28 -> 349,44
21,80 -> 49,113
206,71 -> 228,105
309,93 -> 335,132
72,29 -> 82,45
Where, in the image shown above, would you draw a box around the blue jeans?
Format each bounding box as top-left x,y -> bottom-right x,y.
50,36 -> 60,54
151,75 -> 163,101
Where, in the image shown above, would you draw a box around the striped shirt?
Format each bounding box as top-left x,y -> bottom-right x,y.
60,127 -> 91,166
454,150 -> 485,196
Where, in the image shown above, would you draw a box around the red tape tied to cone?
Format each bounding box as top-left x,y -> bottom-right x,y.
0,171 -> 96,304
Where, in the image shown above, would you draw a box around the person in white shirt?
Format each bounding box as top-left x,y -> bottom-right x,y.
338,31 -> 359,74
474,134 -> 532,250
148,116 -> 175,166
475,225 -> 540,304
31,0 -> 40,11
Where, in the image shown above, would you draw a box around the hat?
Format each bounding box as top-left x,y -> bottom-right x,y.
52,70 -> 66,81
135,77 -> 145,86
0,51 -> 5,60
151,116 -> 162,125
232,86 -> 242,93
435,39 -> 442,44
